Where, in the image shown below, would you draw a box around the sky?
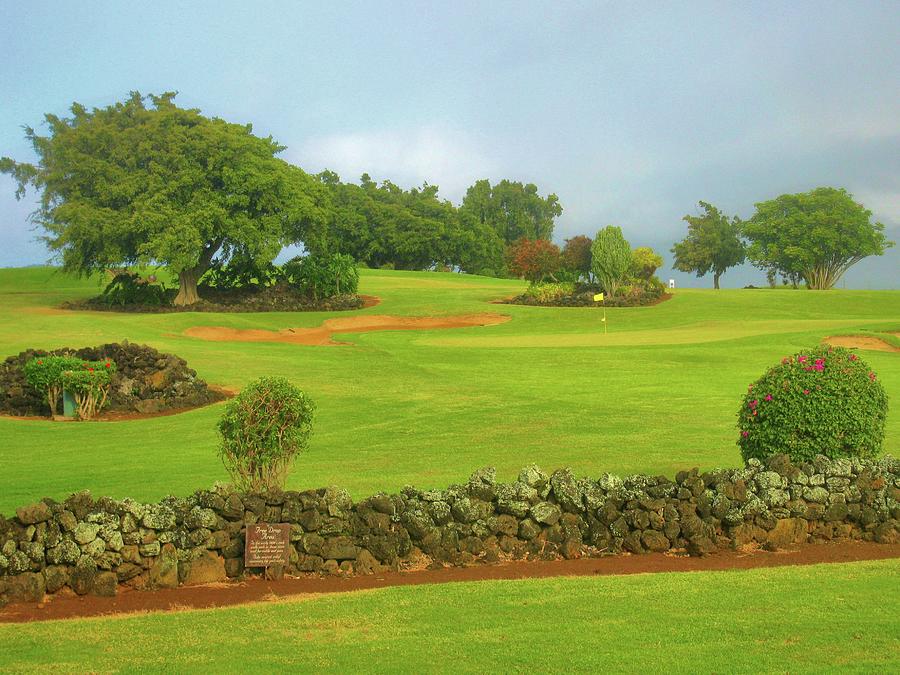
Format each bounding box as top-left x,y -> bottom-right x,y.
1,0 -> 898,288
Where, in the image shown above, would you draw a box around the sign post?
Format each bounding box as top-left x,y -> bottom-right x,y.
593,293 -> 606,334
244,523 -> 290,572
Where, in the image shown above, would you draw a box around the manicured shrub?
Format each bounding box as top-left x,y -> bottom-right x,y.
218,377 -> 315,492
523,282 -> 575,303
101,272 -> 169,306
23,355 -> 83,416
737,345 -> 888,464
283,253 -> 359,300
59,360 -> 116,420
201,258 -> 285,290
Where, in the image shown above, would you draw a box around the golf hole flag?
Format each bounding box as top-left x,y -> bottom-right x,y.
593,293 -> 604,302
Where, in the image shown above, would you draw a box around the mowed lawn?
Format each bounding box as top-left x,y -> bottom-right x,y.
1,560 -> 898,673
0,267 -> 898,513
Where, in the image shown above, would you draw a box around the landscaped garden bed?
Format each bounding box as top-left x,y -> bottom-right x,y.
0,342 -> 225,418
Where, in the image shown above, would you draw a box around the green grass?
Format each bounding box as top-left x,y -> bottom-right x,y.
1,559 -> 897,673
0,267 -> 898,513
0,267 -> 897,671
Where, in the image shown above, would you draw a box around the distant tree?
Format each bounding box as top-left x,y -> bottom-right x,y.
460,179 -> 562,244
590,226 -> 632,297
742,187 -> 893,290
630,246 -> 663,281
561,235 -> 593,280
671,201 -> 744,289
507,238 -> 561,283
314,172 -> 504,275
0,92 -> 327,305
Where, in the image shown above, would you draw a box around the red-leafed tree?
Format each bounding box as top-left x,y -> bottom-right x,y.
506,238 -> 561,283
561,234 -> 593,280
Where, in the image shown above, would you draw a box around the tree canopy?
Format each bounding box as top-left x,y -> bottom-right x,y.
561,235 -> 593,281
742,187 -> 893,290
313,171 -> 505,275
671,201 -> 744,289
0,92 -> 328,304
507,238 -> 561,283
459,179 -> 562,244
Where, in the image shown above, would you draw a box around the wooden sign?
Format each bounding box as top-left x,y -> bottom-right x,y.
244,523 -> 290,567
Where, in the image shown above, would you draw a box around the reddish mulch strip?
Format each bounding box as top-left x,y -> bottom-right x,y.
2,541 -> 897,624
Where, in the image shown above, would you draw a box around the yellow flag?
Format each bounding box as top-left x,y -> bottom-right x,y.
593,293 -> 604,302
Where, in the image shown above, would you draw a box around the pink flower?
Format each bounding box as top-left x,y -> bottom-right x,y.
798,355 -> 808,363
803,389 -> 810,395
764,394 -> 773,401
749,399 -> 758,409
868,372 -> 876,381
850,354 -> 858,361
742,431 -> 749,437
752,410 -> 758,416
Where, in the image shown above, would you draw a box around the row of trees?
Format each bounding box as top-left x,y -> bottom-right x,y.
2,92 -> 891,301
672,189 -> 893,290
1,92 -> 563,305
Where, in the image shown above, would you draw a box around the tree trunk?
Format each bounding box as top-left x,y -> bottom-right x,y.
713,271 -> 721,290
174,268 -> 202,306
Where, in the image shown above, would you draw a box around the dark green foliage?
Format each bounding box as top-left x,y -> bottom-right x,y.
283,253 -> 359,300
671,201 -> 744,289
590,226 -> 632,297
201,258 -> 286,290
460,179 -> 562,244
218,377 -> 315,492
1,92 -> 328,306
743,187 -> 893,290
101,272 -> 169,307
313,171 -> 505,275
738,345 -> 888,464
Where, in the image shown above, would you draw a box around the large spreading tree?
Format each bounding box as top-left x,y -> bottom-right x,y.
0,92 -> 327,305
671,201 -> 745,289
743,187 -> 893,290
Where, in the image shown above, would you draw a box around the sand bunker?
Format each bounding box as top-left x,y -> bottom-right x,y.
184,313 -> 511,346
824,335 -> 899,353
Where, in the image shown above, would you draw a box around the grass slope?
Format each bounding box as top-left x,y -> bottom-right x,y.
0,267 -> 897,512
1,559 -> 898,673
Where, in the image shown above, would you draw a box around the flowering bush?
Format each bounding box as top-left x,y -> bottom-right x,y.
218,377 -> 315,491
737,345 -> 887,464
59,360 -> 116,420
24,355 -> 89,416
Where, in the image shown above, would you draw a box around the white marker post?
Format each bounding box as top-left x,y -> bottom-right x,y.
593,293 -> 606,333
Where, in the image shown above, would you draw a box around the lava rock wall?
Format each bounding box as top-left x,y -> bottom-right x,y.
1,454 -> 897,606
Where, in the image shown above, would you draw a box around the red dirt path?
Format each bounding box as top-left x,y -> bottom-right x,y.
2,541 -> 896,623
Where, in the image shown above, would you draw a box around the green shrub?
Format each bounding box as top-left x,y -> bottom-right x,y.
523,282 -> 575,302
283,253 -> 359,300
218,377 -> 315,492
591,226 -> 632,297
201,257 -> 285,290
59,360 -> 116,420
737,345 -> 887,464
23,355 -> 84,415
101,272 -> 169,306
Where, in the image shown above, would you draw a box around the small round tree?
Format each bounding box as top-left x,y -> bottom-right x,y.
218,377 -> 315,492
738,345 -> 887,464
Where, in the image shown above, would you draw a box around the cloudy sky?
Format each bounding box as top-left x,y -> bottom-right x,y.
1,1 -> 897,287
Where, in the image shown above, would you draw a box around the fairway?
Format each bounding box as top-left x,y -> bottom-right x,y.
0,267 -> 898,513
1,560 -> 898,672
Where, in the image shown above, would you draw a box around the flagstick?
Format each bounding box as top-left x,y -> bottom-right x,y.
603,306 -> 607,334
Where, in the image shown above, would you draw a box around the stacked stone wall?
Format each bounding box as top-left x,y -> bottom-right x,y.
1,454 -> 897,606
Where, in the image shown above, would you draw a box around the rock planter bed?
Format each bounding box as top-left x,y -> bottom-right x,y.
0,454 -> 897,606
63,284 -> 365,314
0,341 -> 224,417
504,286 -> 671,308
